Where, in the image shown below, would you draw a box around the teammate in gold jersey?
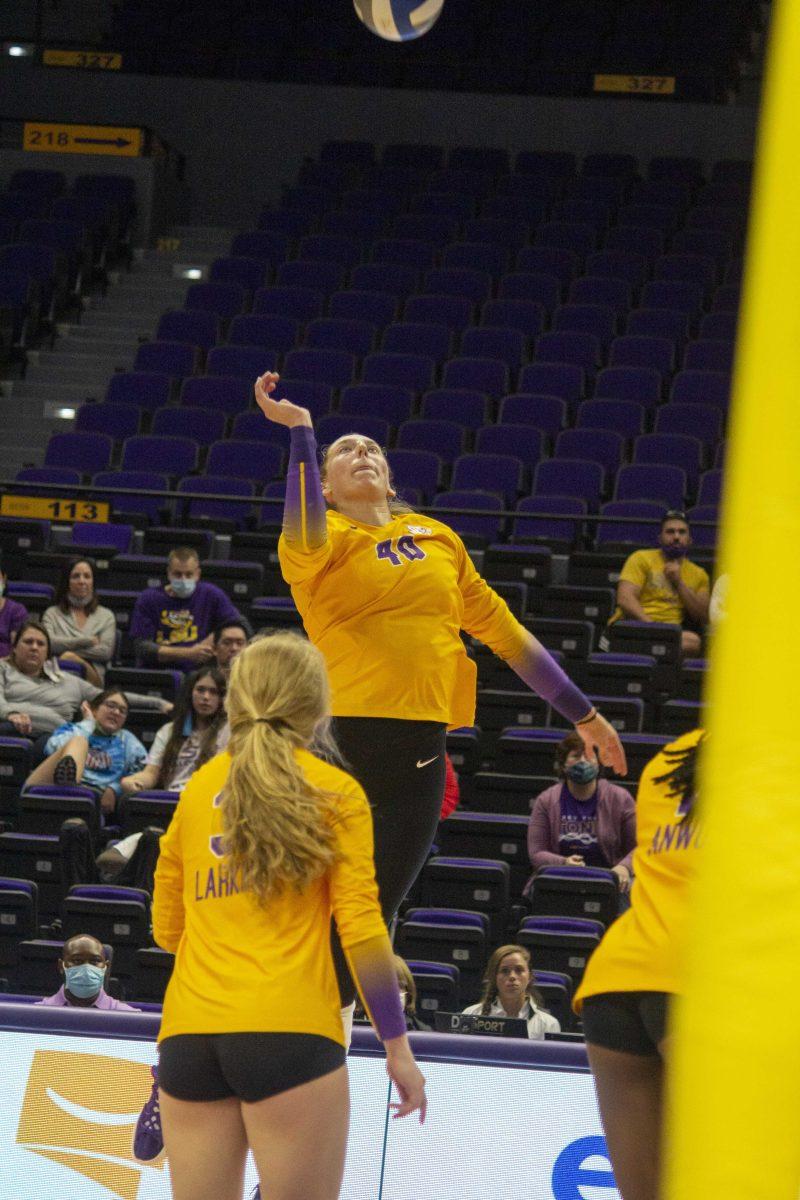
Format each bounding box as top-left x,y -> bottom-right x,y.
153,632 -> 426,1200
255,372 -> 627,1027
573,729 -> 704,1200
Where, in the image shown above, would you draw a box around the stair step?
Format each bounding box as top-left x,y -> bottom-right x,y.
50,338 -> 138,359
6,381 -> 107,403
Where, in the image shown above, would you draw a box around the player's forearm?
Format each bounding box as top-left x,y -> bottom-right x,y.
508,633 -> 593,724
284,426 -> 328,551
345,934 -> 407,1043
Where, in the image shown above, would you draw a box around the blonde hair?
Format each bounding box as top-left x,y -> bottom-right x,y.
320,437 -> 414,515
394,955 -> 417,1015
220,632 -> 341,904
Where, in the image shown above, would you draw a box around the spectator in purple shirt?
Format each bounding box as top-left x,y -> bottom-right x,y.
36,933 -> 139,1010
129,547 -> 248,672
524,732 -> 636,897
0,563 -> 28,659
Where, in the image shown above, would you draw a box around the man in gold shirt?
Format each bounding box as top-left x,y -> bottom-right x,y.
606,511 -> 710,656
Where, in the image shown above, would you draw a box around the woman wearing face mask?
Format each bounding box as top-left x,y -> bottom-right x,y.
255,371 -> 627,1045
43,557 -> 117,686
524,732 -> 636,896
0,562 -> 28,659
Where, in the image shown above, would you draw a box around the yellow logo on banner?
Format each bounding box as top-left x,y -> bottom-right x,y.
16,1050 -> 165,1200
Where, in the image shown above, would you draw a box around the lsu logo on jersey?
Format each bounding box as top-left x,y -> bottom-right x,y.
16,1049 -> 165,1200
406,525 -> 432,536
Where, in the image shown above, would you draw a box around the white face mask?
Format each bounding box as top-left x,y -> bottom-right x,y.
68,593 -> 92,608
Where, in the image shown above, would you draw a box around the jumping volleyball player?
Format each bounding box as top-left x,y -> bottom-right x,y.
255,371 -> 627,1031
574,730 -> 704,1200
153,633 -> 426,1200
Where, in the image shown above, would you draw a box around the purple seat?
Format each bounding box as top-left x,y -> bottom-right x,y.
480,194 -> 548,225
631,179 -> 692,207
276,259 -> 345,295
655,403 -> 723,446
535,222 -> 596,260
463,217 -> 528,251
208,257 -> 268,293
699,311 -> 738,341
374,239 -> 437,270
122,435 -> 199,476
258,209 -> 316,239
299,235 -> 363,268
316,414 -> 390,448
512,495 -> 586,545
459,327 -> 525,371
640,280 -> 705,315
44,432 -> 111,474
424,267 -> 492,305
515,246 -> 577,285
442,357 -> 510,400
93,471 -> 167,522
499,394 -> 567,434
184,281 -> 246,319
0,193 -> 50,222
583,153 -> 637,179
615,464 -> 686,508
617,203 -> 679,232
596,500 -> 664,547
442,241 -> 508,278
499,272 -> 561,314
576,398 -> 645,437
654,254 -> 716,290
609,335 -> 675,375
450,146 -> 510,175
253,285 -> 324,322
427,169 -> 494,198
382,322 -> 452,363
227,314 -> 299,353
554,200 -> 612,233
515,151 -> 576,180
329,290 -> 398,327
556,429 -> 624,475
585,250 -> 647,288
341,188 -> 404,216
70,521 -> 132,554
604,225 -> 665,258
384,143 -> 444,170
350,262 -> 420,298
157,309 -> 220,351
670,370 -> 730,409
412,192 -> 475,221
385,449 -> 442,502
481,298 -> 545,337
519,363 -> 585,404
403,293 -> 473,330
133,341 -> 200,379
451,453 -> 525,504
206,440 -> 283,484
595,366 -> 662,405
567,176 -> 625,205
229,230 -> 289,265
568,275 -> 632,315
475,425 -> 543,465
339,383 -> 415,427
180,375 -> 251,414
634,433 -> 703,490
322,211 -> 388,241
626,308 -> 691,344
534,458 -> 605,507
362,352 -> 436,393
151,407 -> 227,443
282,348 -> 356,389
75,403 -> 140,439
683,340 -> 735,373
231,411 -> 289,443
697,469 -> 723,506
206,345 -> 276,379
686,504 -> 718,548
553,304 -> 616,347
9,168 -> 66,199
687,206 -> 745,236
431,490 -> 505,542
16,466 -> 80,487
306,317 -> 377,356
421,389 -> 489,430
256,480 -> 288,528
672,228 -> 733,265
275,379 -> 334,416
393,214 -> 460,246
536,331 -> 601,371
397,419 -> 466,463
178,475 -> 254,528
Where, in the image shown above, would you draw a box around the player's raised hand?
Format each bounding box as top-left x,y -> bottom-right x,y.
254,372 -> 312,428
576,710 -> 628,777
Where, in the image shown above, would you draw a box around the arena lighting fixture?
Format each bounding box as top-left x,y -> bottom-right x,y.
56,407 -> 76,420
179,266 -> 204,280
5,43 -> 35,57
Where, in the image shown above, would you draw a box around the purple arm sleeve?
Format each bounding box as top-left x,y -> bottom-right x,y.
346,937 -> 408,1042
508,637 -> 594,725
284,426 -> 328,550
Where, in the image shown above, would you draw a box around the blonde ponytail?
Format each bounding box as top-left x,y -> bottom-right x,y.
220,632 -> 341,904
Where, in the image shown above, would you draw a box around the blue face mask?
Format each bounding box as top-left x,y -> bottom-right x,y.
566,760 -> 599,785
64,963 -> 106,998
169,577 -> 196,599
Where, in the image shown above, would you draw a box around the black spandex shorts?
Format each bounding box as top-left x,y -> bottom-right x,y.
581,991 -> 670,1057
158,1033 -> 346,1103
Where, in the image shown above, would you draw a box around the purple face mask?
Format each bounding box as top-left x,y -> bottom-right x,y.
662,543 -> 688,560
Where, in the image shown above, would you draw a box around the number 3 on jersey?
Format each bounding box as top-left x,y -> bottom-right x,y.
376,535 -> 426,566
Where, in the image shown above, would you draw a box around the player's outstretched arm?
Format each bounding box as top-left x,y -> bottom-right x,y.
254,371 -> 312,428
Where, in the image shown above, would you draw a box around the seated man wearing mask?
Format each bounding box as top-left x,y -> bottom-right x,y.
36,933 -> 139,1010
602,509 -> 710,657
129,547 -> 248,672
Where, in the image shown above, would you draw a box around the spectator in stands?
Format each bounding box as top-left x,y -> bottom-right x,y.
0,560 -> 28,659
440,752 -> 460,819
462,944 -> 560,1039
60,819 -> 164,894
709,572 -> 729,627
525,732 -> 636,895
25,687 -> 147,816
129,546 -> 248,671
36,933 -> 139,1010
211,620 -> 248,678
42,557 -> 117,686
0,619 -> 169,746
395,956 -> 431,1032
122,666 -> 228,794
604,510 -> 710,657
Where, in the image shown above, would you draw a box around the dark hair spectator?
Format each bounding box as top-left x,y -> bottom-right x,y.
42,557 -> 117,685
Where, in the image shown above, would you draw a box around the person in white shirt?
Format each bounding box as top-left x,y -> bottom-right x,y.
462,944 -> 561,1040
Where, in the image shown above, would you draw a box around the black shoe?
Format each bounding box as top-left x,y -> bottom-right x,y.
54,755 -> 78,785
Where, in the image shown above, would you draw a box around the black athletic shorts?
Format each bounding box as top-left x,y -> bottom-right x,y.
581,991 -> 670,1057
158,1033 -> 346,1103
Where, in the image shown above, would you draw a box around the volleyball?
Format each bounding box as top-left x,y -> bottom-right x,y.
352,0 -> 445,42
